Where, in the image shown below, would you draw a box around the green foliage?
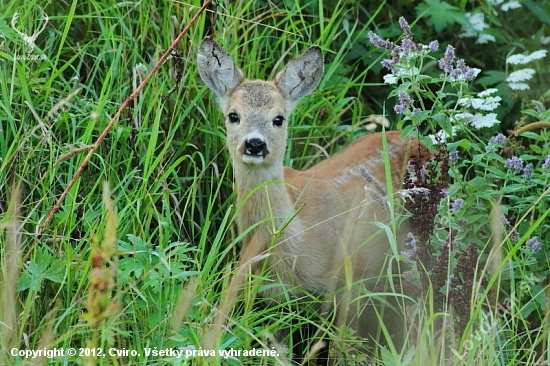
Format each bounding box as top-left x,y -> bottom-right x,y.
17,246 -> 65,292
1,0 -> 549,365
369,13 -> 549,364
415,0 -> 466,33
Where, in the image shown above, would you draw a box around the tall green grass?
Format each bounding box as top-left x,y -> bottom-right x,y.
1,0 -> 548,365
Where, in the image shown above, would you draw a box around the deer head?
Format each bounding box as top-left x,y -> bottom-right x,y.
197,37 -> 324,168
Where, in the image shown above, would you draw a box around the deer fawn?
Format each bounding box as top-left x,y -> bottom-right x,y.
197,37 -> 423,360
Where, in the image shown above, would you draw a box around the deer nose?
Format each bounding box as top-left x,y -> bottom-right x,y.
244,138 -> 269,156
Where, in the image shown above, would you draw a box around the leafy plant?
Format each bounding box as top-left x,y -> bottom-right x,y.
369,15 -> 549,364
1,0 -> 549,365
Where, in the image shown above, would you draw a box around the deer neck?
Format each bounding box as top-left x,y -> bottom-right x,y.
232,161 -> 297,250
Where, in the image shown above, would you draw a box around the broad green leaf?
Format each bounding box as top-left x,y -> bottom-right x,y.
17,252 -> 64,292
416,0 -> 466,33
476,70 -> 507,88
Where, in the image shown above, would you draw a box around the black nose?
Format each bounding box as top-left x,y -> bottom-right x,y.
244,138 -> 269,156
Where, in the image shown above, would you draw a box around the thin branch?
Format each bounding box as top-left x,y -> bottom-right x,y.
39,0 -> 211,234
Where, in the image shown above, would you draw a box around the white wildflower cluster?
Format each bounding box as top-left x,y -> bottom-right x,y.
383,67 -> 421,85
506,50 -> 547,64
428,65 -> 503,143
454,88 -> 501,129
383,74 -> 398,84
454,113 -> 500,129
506,50 -> 547,90
458,88 -> 502,111
487,0 -> 522,12
459,12 -> 495,44
428,125 -> 461,145
506,69 -> 535,90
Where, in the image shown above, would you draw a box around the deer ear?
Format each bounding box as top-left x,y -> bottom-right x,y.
197,37 -> 244,98
275,46 -> 324,101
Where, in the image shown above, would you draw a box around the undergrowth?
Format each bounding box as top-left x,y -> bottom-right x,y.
1,0 -> 549,365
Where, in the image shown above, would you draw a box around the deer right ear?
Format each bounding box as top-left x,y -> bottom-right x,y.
197,37 -> 244,98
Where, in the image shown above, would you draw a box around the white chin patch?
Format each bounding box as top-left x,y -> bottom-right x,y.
242,155 -> 264,165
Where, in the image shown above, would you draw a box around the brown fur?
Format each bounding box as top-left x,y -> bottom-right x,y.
197,37 -> 422,350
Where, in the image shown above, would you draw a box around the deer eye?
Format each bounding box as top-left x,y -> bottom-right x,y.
228,113 -> 240,124
273,116 -> 284,127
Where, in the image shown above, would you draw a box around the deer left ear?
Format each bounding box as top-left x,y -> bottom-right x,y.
275,46 -> 324,101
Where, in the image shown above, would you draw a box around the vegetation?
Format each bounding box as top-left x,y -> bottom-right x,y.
0,0 -> 548,365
